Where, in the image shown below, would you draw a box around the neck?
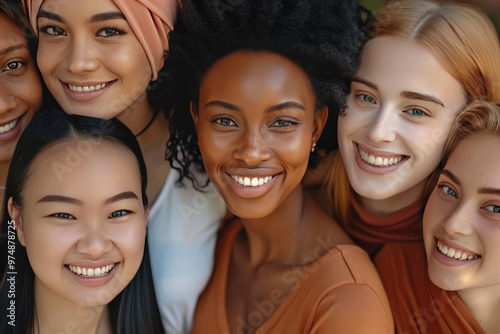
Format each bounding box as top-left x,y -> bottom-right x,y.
458,286 -> 500,334
34,280 -> 112,334
239,186 -> 308,266
358,180 -> 426,215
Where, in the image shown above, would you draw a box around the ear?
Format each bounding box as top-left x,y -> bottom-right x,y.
190,101 -> 199,126
8,197 -> 25,246
312,106 -> 329,143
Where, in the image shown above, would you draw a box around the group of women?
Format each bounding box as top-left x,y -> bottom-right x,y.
0,0 -> 499,333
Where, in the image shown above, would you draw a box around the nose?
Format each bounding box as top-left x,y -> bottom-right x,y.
232,128 -> 272,166
441,202 -> 474,237
365,107 -> 397,143
66,36 -> 99,74
76,222 -> 113,257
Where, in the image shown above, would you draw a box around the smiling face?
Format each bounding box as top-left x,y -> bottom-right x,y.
194,51 -> 326,219
423,133 -> 500,293
338,36 -> 467,210
0,13 -> 42,164
36,0 -> 152,119
9,139 -> 147,308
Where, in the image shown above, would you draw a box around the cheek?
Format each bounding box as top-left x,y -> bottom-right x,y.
423,193 -> 443,237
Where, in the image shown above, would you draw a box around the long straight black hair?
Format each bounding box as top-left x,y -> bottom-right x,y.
0,107 -> 164,333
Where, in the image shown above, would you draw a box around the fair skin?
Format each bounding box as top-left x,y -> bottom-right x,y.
338,36 -> 467,215
423,133 -> 500,334
36,0 -> 169,203
193,51 -> 352,331
9,140 -> 148,334
0,13 -> 42,202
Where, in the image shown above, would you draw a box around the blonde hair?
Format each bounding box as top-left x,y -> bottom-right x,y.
442,99 -> 500,168
326,0 -> 500,225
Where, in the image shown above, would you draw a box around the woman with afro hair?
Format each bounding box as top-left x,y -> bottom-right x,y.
164,0 -> 394,332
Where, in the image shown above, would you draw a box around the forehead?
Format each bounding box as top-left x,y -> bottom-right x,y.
445,133 -> 500,182
0,13 -> 26,49
24,138 -> 140,191
356,36 -> 465,105
200,51 -> 315,106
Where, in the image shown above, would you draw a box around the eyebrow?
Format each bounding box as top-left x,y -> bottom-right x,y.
205,100 -> 305,113
0,44 -> 27,57
352,77 -> 378,91
104,191 -> 139,204
37,195 -> 83,205
37,10 -> 126,24
478,187 -> 500,196
400,91 -> 445,107
352,77 -> 445,107
37,191 -> 138,205
440,169 -> 462,187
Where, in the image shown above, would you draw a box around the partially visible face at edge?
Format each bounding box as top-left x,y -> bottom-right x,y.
338,36 -> 467,209
9,139 -> 147,308
423,133 -> 500,294
0,13 -> 42,164
36,0 -> 152,120
193,51 -> 327,220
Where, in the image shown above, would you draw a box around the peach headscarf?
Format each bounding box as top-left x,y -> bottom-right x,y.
24,0 -> 177,80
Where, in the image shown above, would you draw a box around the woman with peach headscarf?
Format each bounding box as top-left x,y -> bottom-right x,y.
23,1 -> 226,333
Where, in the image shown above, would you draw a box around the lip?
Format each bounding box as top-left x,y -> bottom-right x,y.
224,171 -> 281,199
354,142 -> 409,174
65,262 -> 119,288
61,80 -> 116,102
0,112 -> 26,142
432,238 -> 481,267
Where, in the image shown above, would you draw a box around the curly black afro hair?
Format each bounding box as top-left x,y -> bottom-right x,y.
164,0 -> 369,188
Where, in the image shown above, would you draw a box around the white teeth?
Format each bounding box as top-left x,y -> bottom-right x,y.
68,264 -> 115,277
68,83 -> 107,93
436,240 -> 479,261
231,175 -> 273,187
0,118 -> 18,134
359,147 -> 403,167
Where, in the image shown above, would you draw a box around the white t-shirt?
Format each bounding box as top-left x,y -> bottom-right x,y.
148,170 -> 226,334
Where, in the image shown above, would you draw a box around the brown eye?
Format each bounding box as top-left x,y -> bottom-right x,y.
109,210 -> 132,218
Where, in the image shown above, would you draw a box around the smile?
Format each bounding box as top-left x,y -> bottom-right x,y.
0,116 -> 21,134
231,175 -> 274,187
67,263 -> 115,277
67,82 -> 110,93
358,146 -> 404,167
436,240 -> 479,261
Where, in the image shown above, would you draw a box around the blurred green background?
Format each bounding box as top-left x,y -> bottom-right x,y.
360,0 -> 500,33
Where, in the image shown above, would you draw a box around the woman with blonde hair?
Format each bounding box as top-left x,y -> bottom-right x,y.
322,0 -> 500,256
380,100 -> 500,333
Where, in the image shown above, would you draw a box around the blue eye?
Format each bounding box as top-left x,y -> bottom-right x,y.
359,94 -> 375,104
484,205 -> 500,214
109,210 -> 132,218
438,185 -> 458,199
406,108 -> 428,117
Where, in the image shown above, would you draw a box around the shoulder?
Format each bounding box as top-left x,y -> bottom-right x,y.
307,246 -> 394,333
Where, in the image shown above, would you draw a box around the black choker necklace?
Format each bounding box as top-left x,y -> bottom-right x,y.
135,109 -> 160,137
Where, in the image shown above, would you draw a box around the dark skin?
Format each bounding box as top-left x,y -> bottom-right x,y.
192,51 -> 354,331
